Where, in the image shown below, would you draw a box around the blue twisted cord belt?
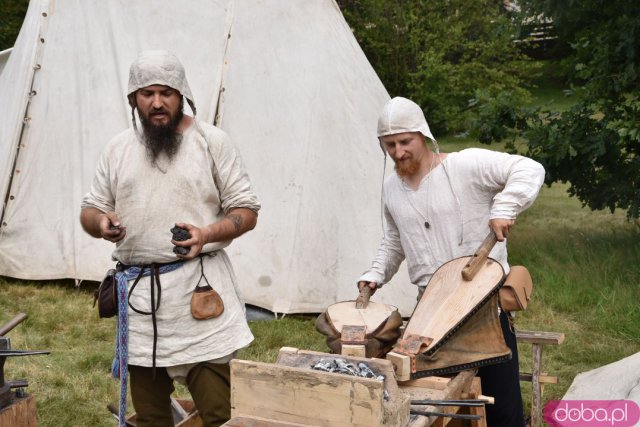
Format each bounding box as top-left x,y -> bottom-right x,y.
112,261 -> 184,427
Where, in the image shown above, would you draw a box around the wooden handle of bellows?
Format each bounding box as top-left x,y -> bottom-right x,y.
355,286 -> 372,309
461,232 -> 498,281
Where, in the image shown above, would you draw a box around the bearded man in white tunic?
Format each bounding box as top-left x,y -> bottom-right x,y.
80,50 -> 260,427
358,97 -> 545,427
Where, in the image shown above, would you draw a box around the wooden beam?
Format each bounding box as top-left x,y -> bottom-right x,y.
516,330 -> 565,345
223,415 -> 312,426
519,373 -> 558,384
387,351 -> 411,382
340,344 -> 366,358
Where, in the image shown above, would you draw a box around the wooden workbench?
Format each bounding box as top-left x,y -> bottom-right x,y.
224,348 -> 486,427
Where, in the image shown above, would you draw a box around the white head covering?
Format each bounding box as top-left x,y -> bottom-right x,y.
377,97 -> 436,142
127,50 -> 196,115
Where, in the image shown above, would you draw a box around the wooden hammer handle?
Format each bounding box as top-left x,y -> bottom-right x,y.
461,232 -> 498,281
355,286 -> 372,309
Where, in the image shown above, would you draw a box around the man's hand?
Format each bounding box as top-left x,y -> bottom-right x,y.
172,222 -> 206,260
80,207 -> 126,242
357,280 -> 379,297
173,208 -> 258,260
489,218 -> 515,242
100,212 -> 127,242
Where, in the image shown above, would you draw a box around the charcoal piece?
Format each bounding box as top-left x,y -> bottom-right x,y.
173,246 -> 190,256
171,226 -> 190,241
170,226 -> 191,255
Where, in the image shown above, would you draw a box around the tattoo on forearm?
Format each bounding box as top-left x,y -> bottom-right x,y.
228,214 -> 243,233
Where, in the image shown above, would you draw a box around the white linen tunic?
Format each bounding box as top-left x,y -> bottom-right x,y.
82,120 -> 260,366
359,148 -> 545,290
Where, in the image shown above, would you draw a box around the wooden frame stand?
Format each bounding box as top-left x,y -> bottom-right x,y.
516,330 -> 565,427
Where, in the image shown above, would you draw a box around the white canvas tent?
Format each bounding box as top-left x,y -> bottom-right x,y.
563,351 -> 640,401
0,48 -> 11,76
0,0 -> 416,315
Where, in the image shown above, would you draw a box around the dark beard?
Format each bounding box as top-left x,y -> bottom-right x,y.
139,109 -> 184,166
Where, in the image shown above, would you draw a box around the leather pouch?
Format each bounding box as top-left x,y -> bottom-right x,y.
499,265 -> 533,311
191,284 -> 224,320
93,268 -> 118,318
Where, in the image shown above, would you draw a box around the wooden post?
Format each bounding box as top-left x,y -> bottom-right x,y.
0,394 -> 36,427
515,330 -> 565,427
531,343 -> 543,427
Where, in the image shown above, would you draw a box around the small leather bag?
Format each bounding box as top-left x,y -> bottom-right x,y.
190,256 -> 224,320
499,265 -> 533,311
93,269 -> 118,318
191,283 -> 224,320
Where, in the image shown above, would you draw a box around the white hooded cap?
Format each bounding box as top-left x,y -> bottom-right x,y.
127,50 -> 196,114
377,97 -> 435,142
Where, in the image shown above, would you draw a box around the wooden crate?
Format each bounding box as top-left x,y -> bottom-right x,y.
229,348 -> 410,427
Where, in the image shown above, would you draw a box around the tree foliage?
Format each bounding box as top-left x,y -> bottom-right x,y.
476,0 -> 640,218
337,0 -> 536,134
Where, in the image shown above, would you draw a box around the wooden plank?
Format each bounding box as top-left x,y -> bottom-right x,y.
519,373 -> 558,384
176,411 -> 203,427
128,399 -> 202,427
0,394 -> 36,427
326,300 -> 398,334
531,344 -> 543,427
400,376 -> 451,391
465,377 -> 486,427
516,330 -> 565,345
230,357 -> 409,427
402,371 -> 479,427
341,344 -> 366,358
403,258 -> 504,355
275,348 -> 409,426
223,415 -> 311,426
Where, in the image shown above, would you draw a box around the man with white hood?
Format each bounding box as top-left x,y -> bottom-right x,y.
358,97 -> 545,427
80,50 -> 260,427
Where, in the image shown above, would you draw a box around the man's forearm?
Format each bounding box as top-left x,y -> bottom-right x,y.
80,207 -> 105,238
203,208 -> 258,244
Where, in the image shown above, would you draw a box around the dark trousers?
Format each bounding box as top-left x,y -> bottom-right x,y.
129,362 -> 231,427
477,311 -> 526,427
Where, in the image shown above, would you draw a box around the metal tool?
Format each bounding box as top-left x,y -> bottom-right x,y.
0,313 -> 50,409
411,398 -> 485,407
410,409 -> 482,420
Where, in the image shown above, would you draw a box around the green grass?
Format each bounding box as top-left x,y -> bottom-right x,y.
1,183 -> 638,426
2,77 -> 638,426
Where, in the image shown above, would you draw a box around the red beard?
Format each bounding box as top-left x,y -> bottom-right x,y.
394,156 -> 420,177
